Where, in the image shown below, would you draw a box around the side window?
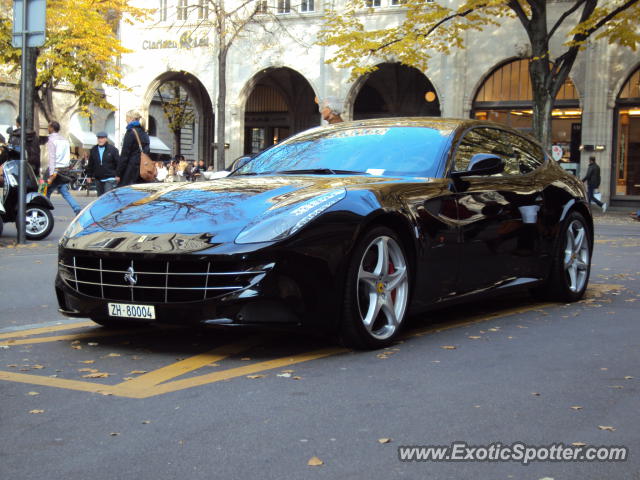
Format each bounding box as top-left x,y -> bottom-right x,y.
454,128 -> 519,175
504,133 -> 544,174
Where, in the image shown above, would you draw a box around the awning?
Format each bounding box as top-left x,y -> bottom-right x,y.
149,136 -> 171,155
69,130 -> 98,149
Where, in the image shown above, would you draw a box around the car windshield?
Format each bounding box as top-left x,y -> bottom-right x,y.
235,126 -> 451,178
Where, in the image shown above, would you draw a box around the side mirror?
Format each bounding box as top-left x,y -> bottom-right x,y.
452,154 -> 505,178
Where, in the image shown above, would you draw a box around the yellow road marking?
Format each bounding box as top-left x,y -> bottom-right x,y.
0,282 -> 624,398
0,321 -> 94,340
110,339 -> 262,395
0,329 -> 150,347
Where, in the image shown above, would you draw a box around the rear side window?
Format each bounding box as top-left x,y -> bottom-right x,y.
453,128 -> 520,175
501,132 -> 545,174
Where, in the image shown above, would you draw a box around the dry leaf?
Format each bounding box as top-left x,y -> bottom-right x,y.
246,374 -> 265,379
129,370 -> 148,375
598,426 -> 616,432
307,456 -> 324,466
71,340 -> 80,345
78,368 -> 98,373
32,364 -> 44,369
142,420 -> 151,424
88,342 -> 99,346
624,376 -> 634,380
27,391 -> 39,396
531,392 -> 541,396
79,360 -> 95,364
110,432 -> 120,436
71,345 -> 82,350
82,372 -> 110,378
277,373 -> 292,378
468,336 -> 482,340
441,345 -> 456,350
281,370 -> 294,373
292,376 -> 302,380
378,438 -> 392,444
571,442 -> 587,447
29,409 -> 44,414
105,353 -> 121,357
122,377 -> 134,381
609,385 -> 624,389
570,406 -> 583,410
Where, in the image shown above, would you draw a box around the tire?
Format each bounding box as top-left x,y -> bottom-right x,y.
0,216 -> 3,236
24,206 -> 54,240
341,226 -> 411,349
532,211 -> 592,302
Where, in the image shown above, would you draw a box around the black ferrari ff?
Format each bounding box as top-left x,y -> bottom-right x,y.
56,118 -> 593,349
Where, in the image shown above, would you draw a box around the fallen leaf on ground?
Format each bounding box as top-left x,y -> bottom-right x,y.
88,342 -> 99,346
292,376 -> 302,380
246,374 -> 265,379
277,373 -> 292,378
571,442 -> 587,447
609,385 -> 624,389
71,345 -> 82,350
29,409 -> 44,414
82,372 -> 110,378
27,392 -> 39,396
307,456 -> 324,466
142,420 -> 151,424
105,353 -> 121,357
79,360 -> 95,364
531,392 -> 541,396
570,406 -> 583,410
32,365 -> 44,369
624,376 -> 634,380
78,368 -> 98,373
71,340 -> 80,345
598,426 -> 616,431
378,438 -> 392,444
110,432 -> 120,436
129,370 -> 147,374
440,346 -> 456,350
240,357 -> 251,361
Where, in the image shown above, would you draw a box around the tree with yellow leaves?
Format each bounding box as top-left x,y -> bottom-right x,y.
319,0 -> 640,149
0,0 -> 150,123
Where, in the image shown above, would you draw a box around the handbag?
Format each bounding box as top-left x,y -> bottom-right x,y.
131,128 -> 157,182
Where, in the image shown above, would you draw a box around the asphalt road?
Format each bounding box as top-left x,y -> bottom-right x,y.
1,193 -> 639,480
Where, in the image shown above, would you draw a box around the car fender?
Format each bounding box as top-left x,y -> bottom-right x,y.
26,192 -> 54,210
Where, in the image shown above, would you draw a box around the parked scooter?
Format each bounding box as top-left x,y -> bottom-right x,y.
0,155 -> 55,240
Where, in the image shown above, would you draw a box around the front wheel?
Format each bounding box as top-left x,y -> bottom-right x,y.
341,226 -> 411,349
25,206 -> 54,240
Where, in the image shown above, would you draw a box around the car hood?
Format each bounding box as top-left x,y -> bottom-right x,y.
85,175 -> 409,241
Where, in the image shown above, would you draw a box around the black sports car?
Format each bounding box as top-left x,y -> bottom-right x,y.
56,118 -> 593,349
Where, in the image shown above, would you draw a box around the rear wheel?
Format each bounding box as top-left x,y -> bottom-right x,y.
341,226 -> 410,349
532,211 -> 591,302
24,206 -> 54,240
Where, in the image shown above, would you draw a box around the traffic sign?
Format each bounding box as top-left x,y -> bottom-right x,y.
12,0 -> 46,48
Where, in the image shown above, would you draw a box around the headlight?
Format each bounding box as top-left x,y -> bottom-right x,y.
61,208 -> 94,240
235,189 -> 346,244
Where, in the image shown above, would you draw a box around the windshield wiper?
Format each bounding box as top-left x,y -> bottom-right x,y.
275,169 -> 368,175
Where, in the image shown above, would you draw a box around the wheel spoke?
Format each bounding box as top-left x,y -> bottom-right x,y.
567,264 -> 578,292
573,227 -> 585,252
359,266 -> 378,293
385,267 -> 407,291
362,293 -> 382,330
373,238 -> 389,276
576,259 -> 588,271
381,295 -> 399,327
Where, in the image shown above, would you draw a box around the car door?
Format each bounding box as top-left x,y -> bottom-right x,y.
450,127 -> 544,295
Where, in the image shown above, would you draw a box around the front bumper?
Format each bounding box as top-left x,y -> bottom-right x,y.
55,245 -> 344,331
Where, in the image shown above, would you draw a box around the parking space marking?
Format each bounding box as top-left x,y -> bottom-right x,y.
0,321 -> 95,340
0,283 -> 623,398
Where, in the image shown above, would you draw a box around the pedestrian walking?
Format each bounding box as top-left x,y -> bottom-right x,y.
46,121 -> 81,215
116,110 -> 151,187
582,156 -> 607,213
319,97 -> 344,124
86,131 -> 120,196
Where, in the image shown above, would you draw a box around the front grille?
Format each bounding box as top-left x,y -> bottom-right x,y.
59,255 -> 272,303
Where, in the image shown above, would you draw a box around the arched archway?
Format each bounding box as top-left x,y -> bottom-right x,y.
613,65 -> 640,198
472,58 -> 582,165
144,71 -> 214,165
241,67 -> 319,154
350,63 -> 441,120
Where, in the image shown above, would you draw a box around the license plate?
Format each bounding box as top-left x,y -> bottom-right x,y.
108,302 -> 156,320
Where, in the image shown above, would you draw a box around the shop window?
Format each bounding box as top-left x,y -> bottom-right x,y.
614,67 -> 640,197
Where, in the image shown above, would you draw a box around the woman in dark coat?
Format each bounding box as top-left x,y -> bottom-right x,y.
116,110 -> 151,187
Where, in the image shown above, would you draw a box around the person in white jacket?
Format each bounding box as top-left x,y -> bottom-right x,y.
46,121 -> 81,215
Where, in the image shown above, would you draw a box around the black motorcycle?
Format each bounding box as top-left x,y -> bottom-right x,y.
0,155 -> 55,240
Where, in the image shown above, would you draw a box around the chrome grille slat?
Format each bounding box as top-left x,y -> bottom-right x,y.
61,255 -> 272,303
59,264 -> 265,276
